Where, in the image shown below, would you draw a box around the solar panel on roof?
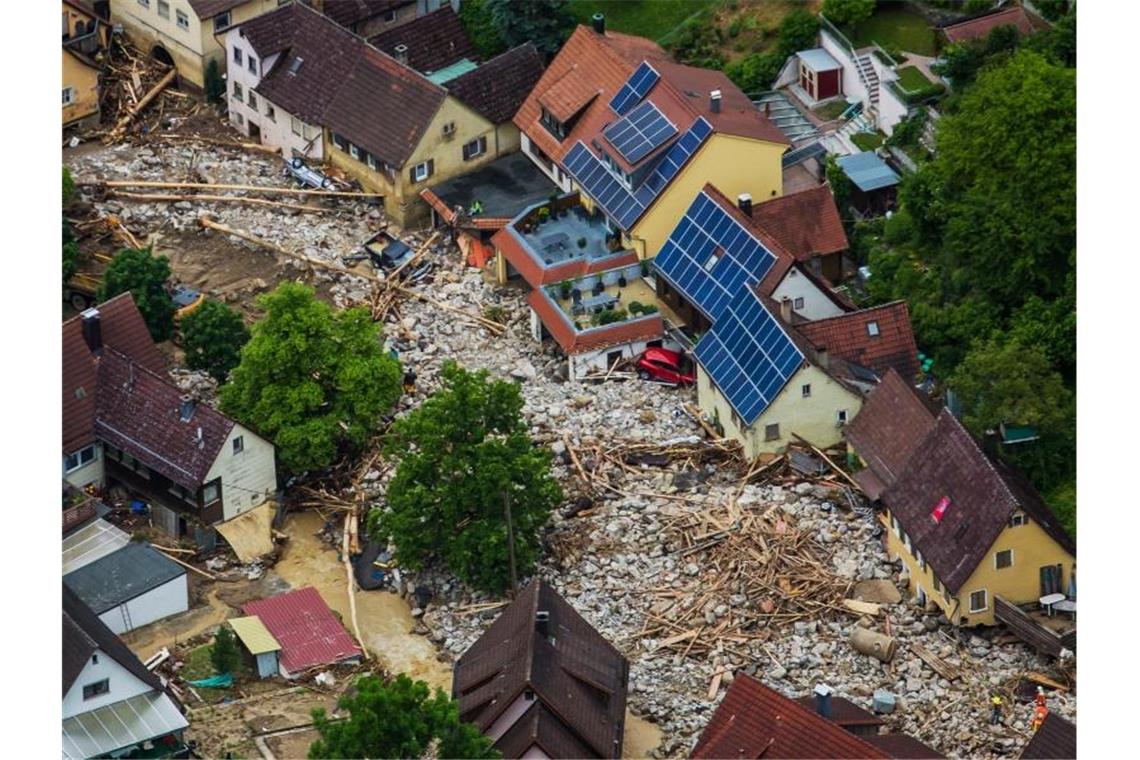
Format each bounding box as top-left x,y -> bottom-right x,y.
695,288 -> 804,425
635,117 -> 713,204
603,101 -> 678,165
609,61 -> 660,116
653,189 -> 777,323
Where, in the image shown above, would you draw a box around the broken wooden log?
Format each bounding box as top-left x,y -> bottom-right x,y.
107,68 -> 176,141
109,190 -> 331,213
850,626 -> 897,662
87,179 -> 384,199
842,598 -> 883,617
149,133 -> 283,155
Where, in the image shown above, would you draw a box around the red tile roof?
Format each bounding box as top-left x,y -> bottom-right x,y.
453,580 -> 628,758
882,410 -> 1074,594
514,25 -> 671,164
526,289 -> 663,356
942,6 -> 1037,43
94,349 -> 234,491
794,301 -> 920,380
62,293 -> 166,455
242,587 -> 362,675
368,6 -> 476,75
653,60 -> 788,146
447,44 -> 545,125
693,675 -> 889,759
749,184 -> 849,261
843,369 -> 939,501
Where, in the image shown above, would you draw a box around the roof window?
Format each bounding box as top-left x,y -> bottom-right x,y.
289,56 -> 304,75
866,321 -> 880,336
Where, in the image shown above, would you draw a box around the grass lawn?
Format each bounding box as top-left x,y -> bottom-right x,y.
813,99 -> 850,121
846,1 -> 937,57
894,65 -> 932,92
568,0 -> 717,42
851,131 -> 885,151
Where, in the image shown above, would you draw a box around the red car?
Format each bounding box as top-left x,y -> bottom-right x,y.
636,347 -> 695,385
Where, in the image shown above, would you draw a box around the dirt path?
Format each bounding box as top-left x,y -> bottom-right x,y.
274,511 -> 453,692
121,586 -> 231,659
624,711 -> 664,758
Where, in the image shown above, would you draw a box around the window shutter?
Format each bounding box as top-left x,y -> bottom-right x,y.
427,159 -> 434,178
410,166 -> 417,183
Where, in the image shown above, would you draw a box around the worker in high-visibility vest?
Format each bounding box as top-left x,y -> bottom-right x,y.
1035,686 -> 1048,708
1031,704 -> 1049,732
989,694 -> 1003,725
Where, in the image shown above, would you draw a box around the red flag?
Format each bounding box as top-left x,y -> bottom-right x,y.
931,496 -> 950,523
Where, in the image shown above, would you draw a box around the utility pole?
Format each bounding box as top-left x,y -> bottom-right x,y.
502,487 -> 518,596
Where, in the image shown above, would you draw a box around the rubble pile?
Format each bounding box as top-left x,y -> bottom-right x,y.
169,368 -> 218,405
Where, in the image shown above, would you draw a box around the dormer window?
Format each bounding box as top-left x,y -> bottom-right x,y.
1009,512 -> 1027,527
540,107 -> 566,140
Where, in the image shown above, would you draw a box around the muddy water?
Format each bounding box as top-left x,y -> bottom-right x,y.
274,511 -> 453,692
623,711 -> 664,759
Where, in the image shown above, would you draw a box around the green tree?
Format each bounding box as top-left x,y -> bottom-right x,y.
210,626 -> 239,675
372,362 -> 562,594
488,0 -> 573,58
98,247 -> 175,341
822,0 -> 875,29
219,283 -> 401,475
181,299 -> 250,382
63,220 -> 79,288
1026,10 -> 1076,68
725,52 -> 783,96
204,58 -> 225,104
309,674 -> 498,760
459,0 -> 507,60
1032,0 -> 1070,22
776,9 -> 820,58
63,167 -> 76,208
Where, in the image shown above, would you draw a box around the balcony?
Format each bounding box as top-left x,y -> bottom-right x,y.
543,264 -> 673,329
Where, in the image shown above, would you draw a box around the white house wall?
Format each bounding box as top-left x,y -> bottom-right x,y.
819,30 -> 868,106
770,269 -> 846,321
98,574 -> 189,635
63,649 -> 153,719
521,133 -> 573,193
205,424 -> 277,521
876,82 -> 909,137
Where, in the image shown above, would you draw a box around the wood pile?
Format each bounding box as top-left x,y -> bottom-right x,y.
98,36 -> 190,142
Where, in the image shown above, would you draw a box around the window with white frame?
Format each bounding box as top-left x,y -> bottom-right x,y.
411,161 -> 432,182
794,296 -> 805,309
891,514 -> 900,537
801,383 -> 811,398
233,46 -> 243,65
233,436 -> 244,455
969,589 -> 988,613
349,143 -> 361,160
867,321 -> 880,336
203,481 -> 220,505
232,81 -> 243,100
215,11 -> 231,31
1009,512 -> 1026,527
176,9 -> 189,29
137,0 -> 150,8
367,154 -> 378,170
157,0 -> 169,19
65,445 -> 97,473
462,136 -> 487,161
995,549 -> 1013,569
291,115 -> 303,136
83,679 -> 110,700
384,10 -> 397,22
837,409 -> 848,425
63,87 -> 76,106
248,55 -> 258,75
247,91 -> 257,109
916,549 -> 925,571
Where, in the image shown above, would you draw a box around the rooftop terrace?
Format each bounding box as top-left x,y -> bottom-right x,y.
422,152 -> 557,225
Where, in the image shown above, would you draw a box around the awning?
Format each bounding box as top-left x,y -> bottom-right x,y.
62,691 -> 188,759
215,502 -> 275,563
62,519 -> 130,575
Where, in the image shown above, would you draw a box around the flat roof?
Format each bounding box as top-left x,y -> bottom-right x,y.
426,57 -> 478,84
837,151 -> 901,192
230,616 -> 281,655
62,518 -> 131,575
797,48 -> 842,71
64,542 -> 185,614
62,690 -> 188,759
426,152 -> 557,220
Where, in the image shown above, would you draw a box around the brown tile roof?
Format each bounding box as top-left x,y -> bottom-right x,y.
514,25 -> 670,164
322,44 -> 447,168
526,289 -> 663,356
64,583 -> 164,698
1019,712 -> 1076,759
843,369 -> 940,501
62,294 -> 166,455
188,0 -> 247,19
447,44 -> 545,125
319,0 -> 412,28
95,349 -> 234,491
749,184 -> 849,261
942,6 -> 1037,43
792,696 -> 884,728
882,410 -> 1074,594
243,4 -> 367,126
653,60 -> 788,146
864,733 -> 946,759
540,67 -> 602,124
454,579 -> 628,758
794,301 -> 920,380
693,675 -> 889,759
368,6 -> 476,75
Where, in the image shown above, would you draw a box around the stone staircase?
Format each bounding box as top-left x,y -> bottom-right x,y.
855,53 -> 880,113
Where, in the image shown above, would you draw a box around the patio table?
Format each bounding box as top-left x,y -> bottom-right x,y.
1052,599 -> 1076,619
581,293 -> 619,313
1039,592 -> 1066,616
539,232 -> 570,255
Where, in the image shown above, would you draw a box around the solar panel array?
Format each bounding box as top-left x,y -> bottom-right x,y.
609,62 -> 660,116
603,101 -> 677,165
695,287 -> 804,425
563,118 -> 715,232
653,190 -> 777,323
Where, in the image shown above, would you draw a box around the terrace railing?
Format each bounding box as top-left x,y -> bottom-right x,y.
818,14 -> 858,60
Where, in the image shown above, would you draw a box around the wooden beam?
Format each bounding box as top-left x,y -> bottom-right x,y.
154,549 -> 215,580
88,179 -> 384,199
107,69 -> 176,140
791,433 -> 861,490
109,190 -> 331,213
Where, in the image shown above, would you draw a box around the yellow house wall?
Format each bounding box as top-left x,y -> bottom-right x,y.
697,363 -> 861,459
326,96 -> 503,229
632,134 -> 786,258
63,50 -> 101,127
110,0 -> 276,88
884,508 -> 1075,627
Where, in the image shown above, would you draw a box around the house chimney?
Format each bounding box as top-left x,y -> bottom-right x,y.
196,426 -> 204,449
180,394 -> 196,423
81,307 -> 102,353
710,89 -> 722,113
814,684 -> 834,719
737,193 -> 752,216
591,12 -> 605,34
535,610 -> 550,639
982,429 -> 1000,457
394,43 -> 408,65
779,296 -> 793,324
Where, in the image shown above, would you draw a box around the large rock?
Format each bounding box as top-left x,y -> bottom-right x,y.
852,579 -> 903,604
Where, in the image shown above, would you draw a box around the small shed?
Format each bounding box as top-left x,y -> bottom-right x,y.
63,542 -> 188,634
229,616 -> 281,679
836,151 -> 901,216
796,48 -> 843,102
242,587 -> 363,678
